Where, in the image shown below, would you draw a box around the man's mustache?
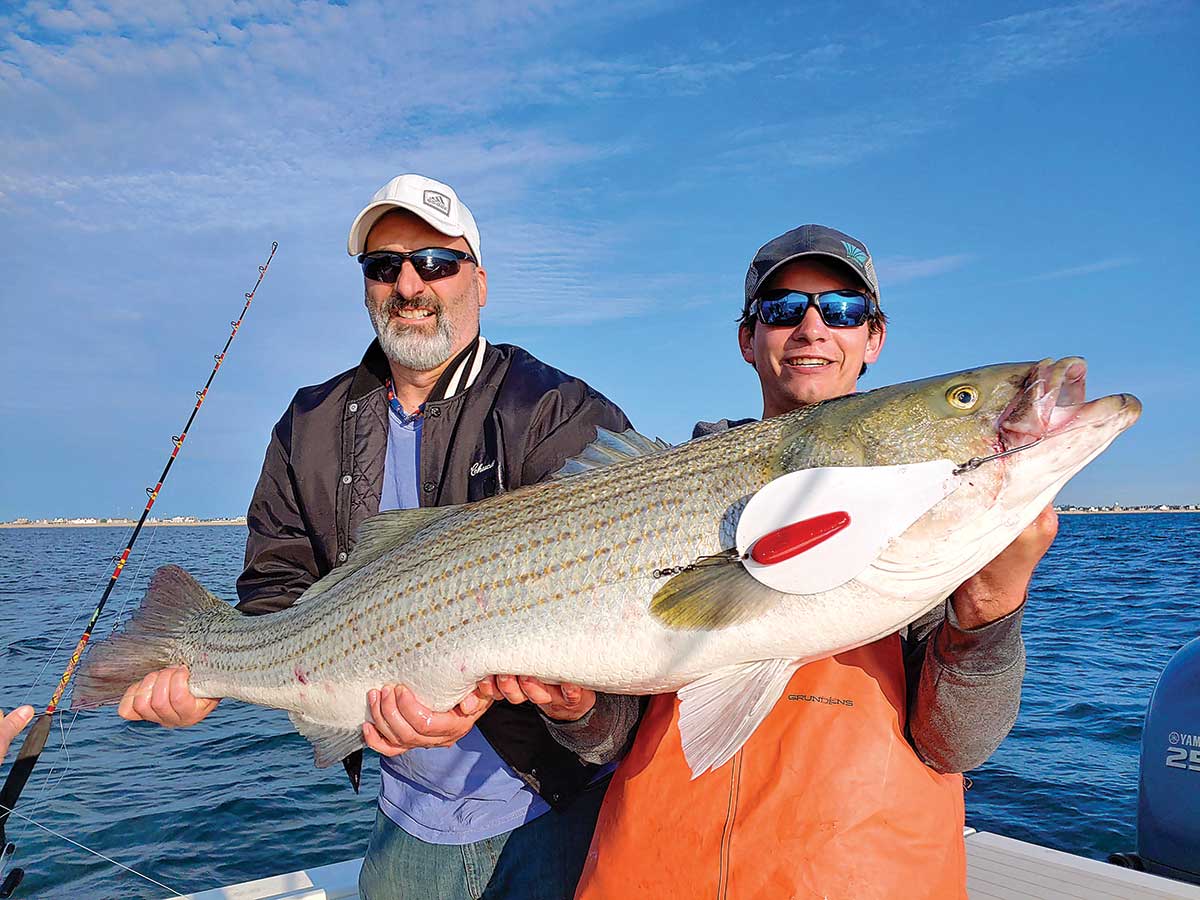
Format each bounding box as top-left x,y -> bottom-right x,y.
385,294 -> 443,318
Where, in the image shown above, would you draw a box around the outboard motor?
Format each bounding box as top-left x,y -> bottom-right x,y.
1109,636 -> 1200,884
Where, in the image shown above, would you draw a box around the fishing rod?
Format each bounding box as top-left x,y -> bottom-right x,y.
0,241 -> 278,899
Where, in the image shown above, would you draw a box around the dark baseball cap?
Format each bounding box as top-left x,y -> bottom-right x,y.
743,224 -> 879,321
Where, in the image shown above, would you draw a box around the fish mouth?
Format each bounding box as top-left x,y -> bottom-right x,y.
997,357 -> 1141,450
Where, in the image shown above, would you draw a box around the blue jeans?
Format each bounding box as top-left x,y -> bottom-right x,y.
358,776 -> 610,900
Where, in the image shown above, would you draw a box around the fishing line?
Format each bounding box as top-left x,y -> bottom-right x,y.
14,552 -> 115,708
0,802 -> 186,898
110,519 -> 164,633
4,536 -> 162,860
16,610 -> 89,712
15,521 -> 162,711
0,241 -> 277,898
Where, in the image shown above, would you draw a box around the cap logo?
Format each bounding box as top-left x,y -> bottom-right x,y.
423,190 -> 452,217
841,241 -> 868,268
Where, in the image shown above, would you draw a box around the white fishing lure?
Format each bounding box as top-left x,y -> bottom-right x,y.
736,459 -> 961,594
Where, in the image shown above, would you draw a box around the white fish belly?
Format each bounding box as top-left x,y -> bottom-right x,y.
393,573 -> 945,712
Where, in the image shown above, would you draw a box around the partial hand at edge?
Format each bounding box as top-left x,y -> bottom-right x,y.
953,504 -> 1059,629
118,665 -> 220,727
0,705 -> 35,762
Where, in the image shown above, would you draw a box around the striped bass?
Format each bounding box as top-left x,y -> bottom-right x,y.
73,358 -> 1140,776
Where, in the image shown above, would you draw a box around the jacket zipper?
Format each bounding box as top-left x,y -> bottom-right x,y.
716,749 -> 743,900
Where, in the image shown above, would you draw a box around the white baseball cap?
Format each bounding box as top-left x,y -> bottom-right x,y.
347,174 -> 482,265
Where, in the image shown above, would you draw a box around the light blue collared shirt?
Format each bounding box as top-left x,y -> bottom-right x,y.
376,399 -> 552,844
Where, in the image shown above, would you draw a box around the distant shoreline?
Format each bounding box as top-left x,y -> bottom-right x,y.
0,519 -> 246,529
1056,509 -> 1199,516
2,510 -> 1197,529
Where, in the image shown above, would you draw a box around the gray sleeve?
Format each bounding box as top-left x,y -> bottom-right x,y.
540,693 -> 643,766
904,597 -> 1027,773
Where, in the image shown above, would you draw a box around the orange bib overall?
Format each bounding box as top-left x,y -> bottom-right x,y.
577,635 -> 967,900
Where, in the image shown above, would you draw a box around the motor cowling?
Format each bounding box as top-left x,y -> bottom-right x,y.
1120,636 -> 1200,884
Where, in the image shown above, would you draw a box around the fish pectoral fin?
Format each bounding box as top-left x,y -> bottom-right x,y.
551,427 -> 671,479
295,506 -> 462,604
676,658 -> 799,777
288,712 -> 367,770
650,553 -> 788,630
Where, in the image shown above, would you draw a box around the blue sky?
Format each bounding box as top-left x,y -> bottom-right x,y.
1,0 -> 1196,519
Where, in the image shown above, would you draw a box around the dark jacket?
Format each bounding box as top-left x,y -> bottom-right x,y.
236,336 -> 631,809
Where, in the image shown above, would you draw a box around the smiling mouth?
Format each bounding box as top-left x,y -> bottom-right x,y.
390,306 -> 436,322
783,357 -> 834,369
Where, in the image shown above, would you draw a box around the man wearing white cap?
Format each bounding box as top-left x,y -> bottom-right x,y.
115,175 -> 641,899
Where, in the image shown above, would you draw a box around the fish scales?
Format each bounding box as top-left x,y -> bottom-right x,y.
74,361 -> 1140,775
167,417 -> 781,716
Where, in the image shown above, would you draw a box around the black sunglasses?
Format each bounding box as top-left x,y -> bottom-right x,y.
748,289 -> 876,329
358,248 -> 477,283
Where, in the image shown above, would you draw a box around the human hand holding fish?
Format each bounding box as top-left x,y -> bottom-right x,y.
356,675 -> 594,756
117,666 -> 219,727
951,504 -> 1059,629
477,675 -> 596,722
362,684 -> 492,756
114,667 -> 582,755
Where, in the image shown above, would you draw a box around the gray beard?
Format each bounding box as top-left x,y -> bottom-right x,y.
368,293 -> 456,372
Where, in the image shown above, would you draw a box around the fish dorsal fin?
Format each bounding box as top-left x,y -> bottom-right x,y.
552,427 -> 671,479
294,506 -> 461,604
677,658 -> 799,776
650,551 -> 788,630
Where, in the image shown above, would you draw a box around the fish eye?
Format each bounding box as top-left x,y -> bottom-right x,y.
946,385 -> 979,410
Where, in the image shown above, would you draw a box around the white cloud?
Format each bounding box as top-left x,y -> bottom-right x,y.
877,254 -> 973,284
0,0 -> 673,237
967,0 -> 1165,85
0,0 -> 1170,329
1024,256 -> 1136,281
0,0 -> 822,329
688,1 -> 1174,174
481,216 -> 696,325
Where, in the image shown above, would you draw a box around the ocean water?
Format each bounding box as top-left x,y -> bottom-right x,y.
0,514 -> 1196,898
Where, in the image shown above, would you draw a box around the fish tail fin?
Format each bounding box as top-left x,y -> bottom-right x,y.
72,565 -> 232,710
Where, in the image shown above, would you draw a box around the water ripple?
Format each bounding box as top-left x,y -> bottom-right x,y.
1,516 -> 1197,895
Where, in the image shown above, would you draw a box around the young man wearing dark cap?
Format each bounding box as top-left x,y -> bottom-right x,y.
575,225 -> 1057,899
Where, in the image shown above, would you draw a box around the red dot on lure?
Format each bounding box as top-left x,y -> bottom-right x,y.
748,511 -> 852,565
